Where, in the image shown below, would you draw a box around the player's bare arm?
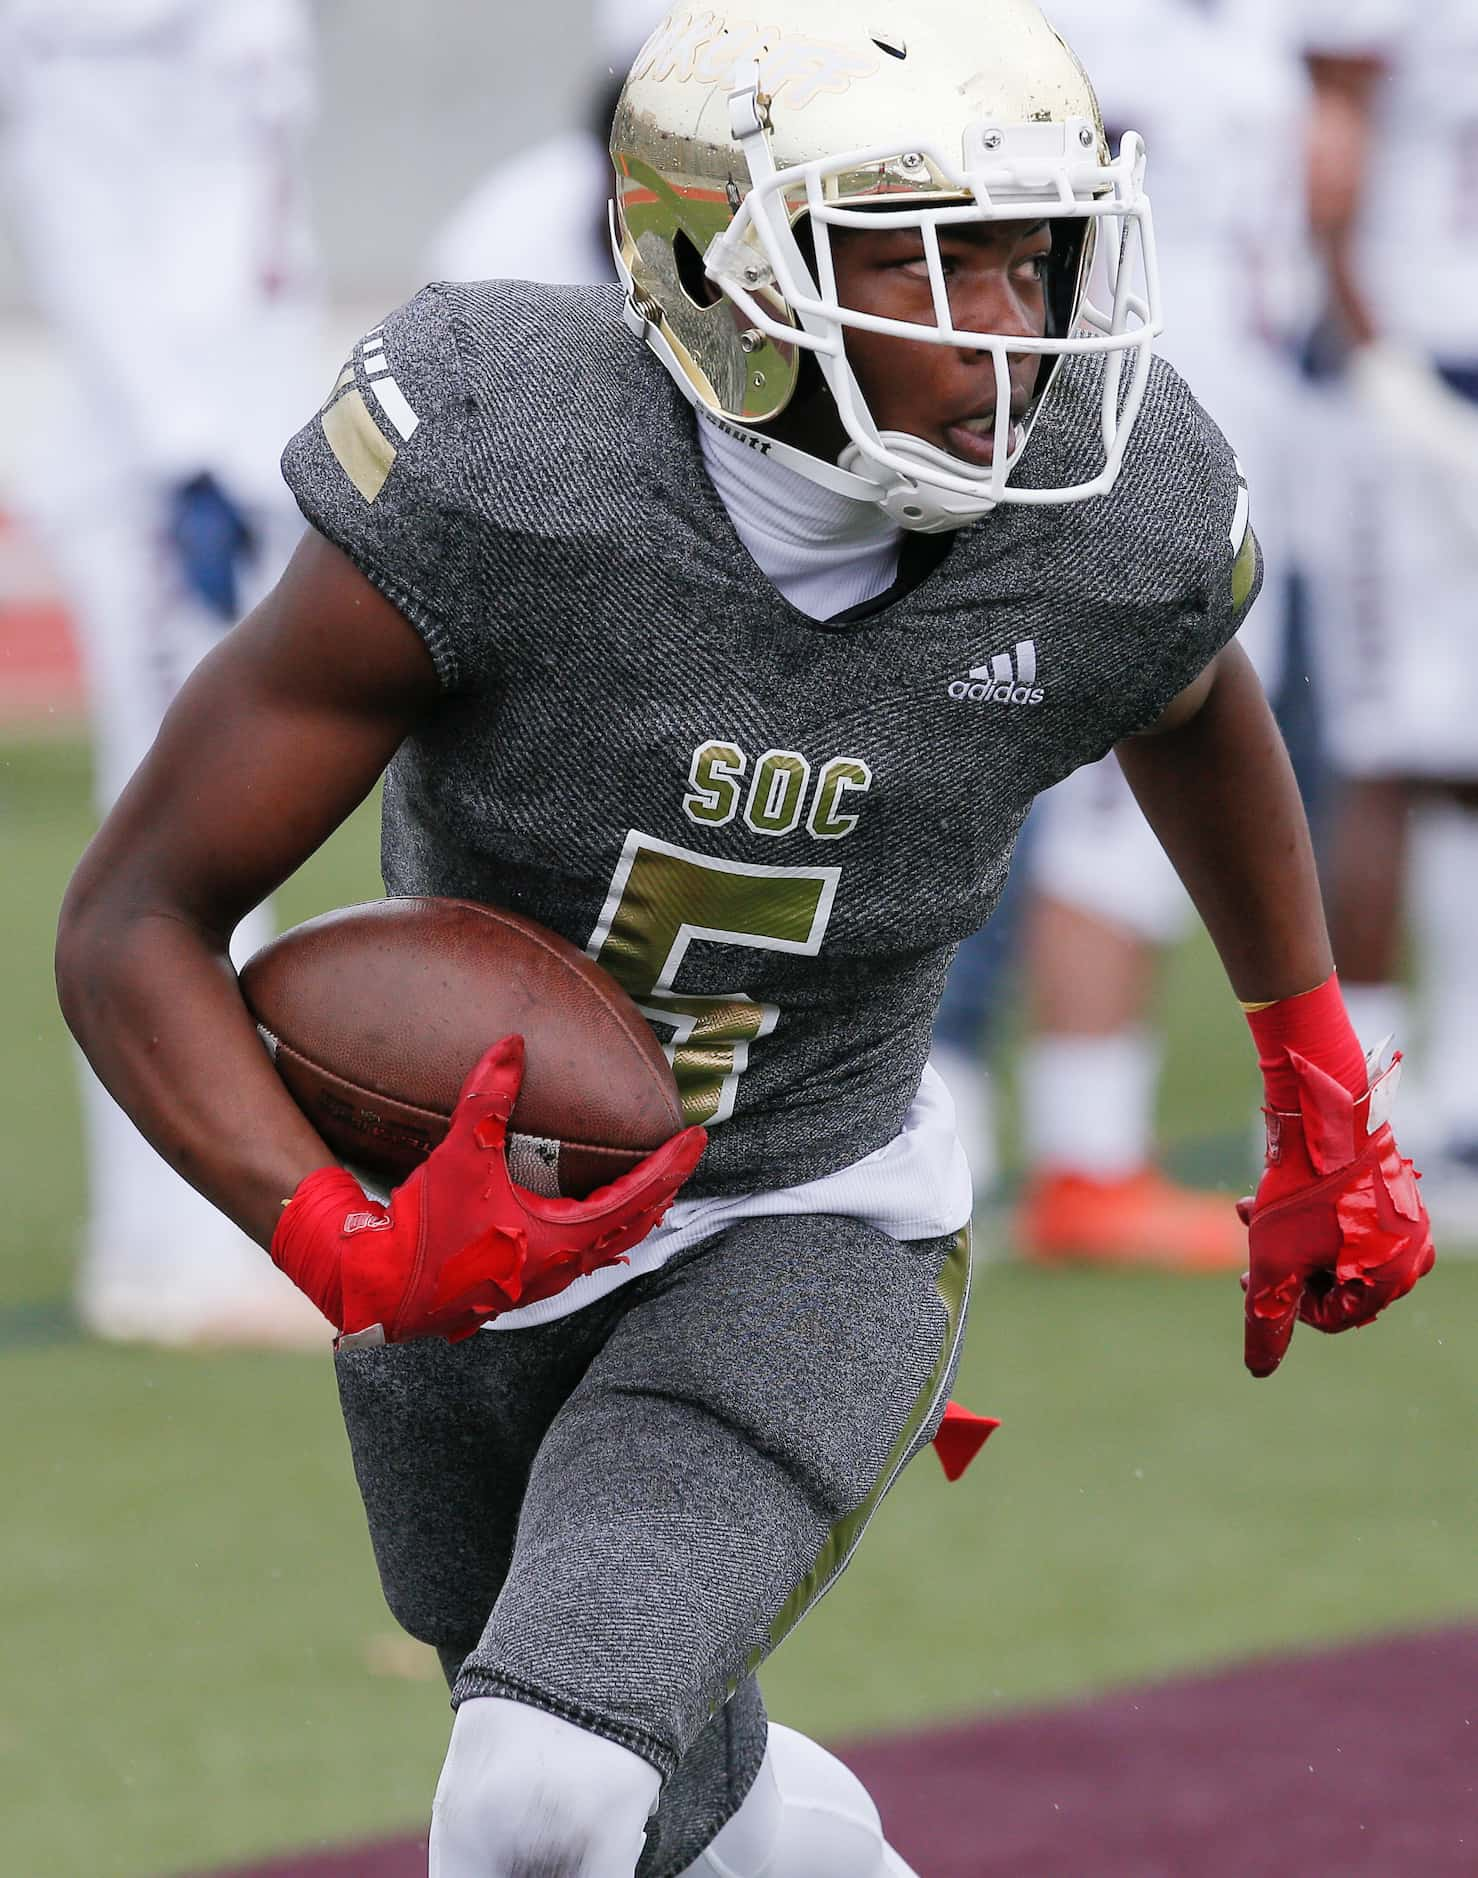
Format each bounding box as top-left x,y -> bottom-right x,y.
55,531 -> 444,1246
57,526 -> 706,1342
1117,639 -> 1431,1373
1117,639 -> 1331,1004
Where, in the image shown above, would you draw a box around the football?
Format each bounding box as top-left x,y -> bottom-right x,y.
239,897 -> 683,1197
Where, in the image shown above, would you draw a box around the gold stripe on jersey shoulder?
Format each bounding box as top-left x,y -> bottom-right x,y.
1232,525 -> 1259,615
321,388 -> 396,503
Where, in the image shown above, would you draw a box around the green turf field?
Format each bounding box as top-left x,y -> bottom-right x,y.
2,734 -> 1472,1878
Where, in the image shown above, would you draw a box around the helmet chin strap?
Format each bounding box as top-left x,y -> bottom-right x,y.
837,432 -> 1016,534
815,325 -> 1026,534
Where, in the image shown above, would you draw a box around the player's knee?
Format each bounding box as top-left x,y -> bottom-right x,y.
430,1695 -> 661,1878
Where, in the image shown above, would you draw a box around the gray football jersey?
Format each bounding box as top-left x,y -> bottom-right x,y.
282,281 -> 1260,1198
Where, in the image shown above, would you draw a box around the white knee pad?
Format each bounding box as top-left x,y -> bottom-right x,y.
430,1695 -> 662,1878
682,1723 -> 917,1878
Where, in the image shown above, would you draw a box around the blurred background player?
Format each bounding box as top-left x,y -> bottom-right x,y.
426,0 -> 652,287
931,0 -> 1312,1266
0,0 -> 327,1342
1297,0 -> 1478,1243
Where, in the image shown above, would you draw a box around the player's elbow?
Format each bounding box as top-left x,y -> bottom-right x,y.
56,843 -> 231,1060
54,870 -> 114,1052
54,856 -> 149,1056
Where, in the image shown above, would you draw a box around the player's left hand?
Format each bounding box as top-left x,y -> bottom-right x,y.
1239,1050 -> 1434,1378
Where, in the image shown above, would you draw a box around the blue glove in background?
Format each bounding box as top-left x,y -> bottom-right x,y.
166,472 -> 257,622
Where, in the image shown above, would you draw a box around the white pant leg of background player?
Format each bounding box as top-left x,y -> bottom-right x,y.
1411,806 -> 1478,1155
1022,758 -> 1187,1178
0,1 -> 325,1334
60,485 -> 304,1335
1299,377 -> 1477,1165
1302,380 -> 1478,785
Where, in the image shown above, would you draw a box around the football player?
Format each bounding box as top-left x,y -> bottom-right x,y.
55,4 -> 1434,1873
1298,0 -> 1478,1239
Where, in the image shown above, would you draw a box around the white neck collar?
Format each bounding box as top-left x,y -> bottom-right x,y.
697,412 -> 902,620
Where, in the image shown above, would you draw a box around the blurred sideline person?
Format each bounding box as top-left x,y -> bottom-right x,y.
426,0 -> 653,288
932,0 -> 1312,1267
0,0 -> 327,1343
1298,0 -> 1478,1242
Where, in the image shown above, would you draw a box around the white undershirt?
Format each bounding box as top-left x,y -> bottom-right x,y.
697,413 -> 903,620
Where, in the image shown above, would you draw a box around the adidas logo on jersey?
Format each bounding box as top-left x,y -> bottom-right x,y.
948,641 -> 1043,706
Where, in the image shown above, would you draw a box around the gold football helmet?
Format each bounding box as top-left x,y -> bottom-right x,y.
611,0 -> 1162,530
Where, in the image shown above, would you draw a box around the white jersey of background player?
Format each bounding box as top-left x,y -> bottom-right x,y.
1026,0 -> 1306,901
0,0 -> 326,1342
1296,0 -> 1478,1228
992,0 -> 1310,1246
1298,0 -> 1478,774
427,0 -> 652,288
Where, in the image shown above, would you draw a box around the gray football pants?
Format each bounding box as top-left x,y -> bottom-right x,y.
335,1212 -> 970,1878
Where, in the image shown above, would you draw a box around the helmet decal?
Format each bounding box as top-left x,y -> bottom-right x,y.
634,12 -> 882,109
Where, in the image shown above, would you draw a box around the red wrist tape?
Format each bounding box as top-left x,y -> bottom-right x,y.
271,1166 -> 363,1329
1244,974 -> 1368,1113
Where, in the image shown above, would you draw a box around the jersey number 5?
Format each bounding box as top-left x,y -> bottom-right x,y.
587,831 -> 839,1126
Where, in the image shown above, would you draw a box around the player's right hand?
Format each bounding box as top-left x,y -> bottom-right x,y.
270,1035 -> 706,1346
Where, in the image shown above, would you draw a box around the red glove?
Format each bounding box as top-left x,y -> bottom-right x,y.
271,1035 -> 707,1347
1241,978 -> 1434,1379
